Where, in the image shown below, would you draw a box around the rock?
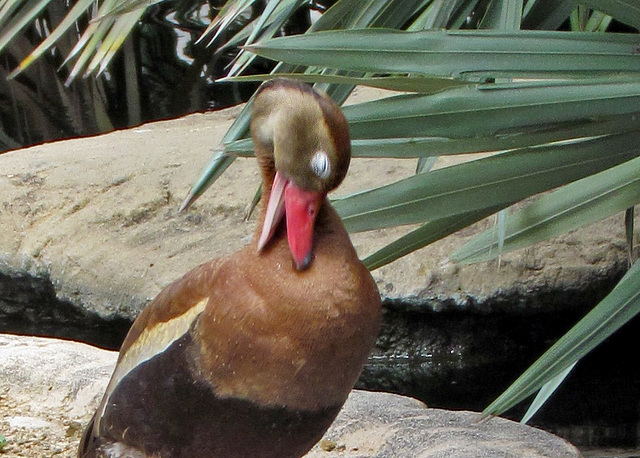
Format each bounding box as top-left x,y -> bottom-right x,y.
0,94 -> 629,329
0,334 -> 116,457
307,391 -> 581,458
0,334 -> 116,418
6,417 -> 51,429
0,334 -> 581,458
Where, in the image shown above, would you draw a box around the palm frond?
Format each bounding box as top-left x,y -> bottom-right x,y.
452,155 -> 640,264
246,29 -> 640,79
483,259 -> 640,418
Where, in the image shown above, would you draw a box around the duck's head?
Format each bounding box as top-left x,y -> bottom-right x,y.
251,79 -> 351,271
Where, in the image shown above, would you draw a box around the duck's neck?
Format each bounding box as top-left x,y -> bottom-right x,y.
250,153 -> 275,241
257,152 -> 276,196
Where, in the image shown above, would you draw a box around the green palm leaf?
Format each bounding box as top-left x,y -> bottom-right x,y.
85,9 -> 143,77
334,132 -> 640,232
453,155 -> 640,263
222,78 -> 640,161
0,0 -> 55,55
582,0 -> 640,29
343,80 -> 640,140
247,29 -> 640,79
6,0 -> 93,78
483,259 -> 640,418
180,0 -> 435,210
198,0 -> 256,46
522,0 -> 573,29
520,362 -> 576,425
226,0 -> 308,77
220,72 -> 468,94
478,0 -> 523,29
363,206 -> 501,270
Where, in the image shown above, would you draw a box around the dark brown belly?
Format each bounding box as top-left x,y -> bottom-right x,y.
96,333 -> 341,458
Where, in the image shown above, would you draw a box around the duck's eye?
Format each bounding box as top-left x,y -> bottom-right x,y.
310,151 -> 331,180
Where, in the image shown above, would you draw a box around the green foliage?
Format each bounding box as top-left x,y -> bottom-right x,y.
0,0 -> 252,151
246,29 -> 640,77
485,259 -> 640,420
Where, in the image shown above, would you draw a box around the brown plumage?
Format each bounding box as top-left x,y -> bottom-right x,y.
79,78 -> 381,458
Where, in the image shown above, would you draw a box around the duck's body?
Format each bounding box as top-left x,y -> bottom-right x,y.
79,79 -> 381,458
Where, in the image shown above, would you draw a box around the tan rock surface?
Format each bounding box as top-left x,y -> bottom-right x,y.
0,334 -> 581,457
0,90 -> 630,321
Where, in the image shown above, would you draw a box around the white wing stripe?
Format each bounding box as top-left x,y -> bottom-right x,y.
95,298 -> 208,430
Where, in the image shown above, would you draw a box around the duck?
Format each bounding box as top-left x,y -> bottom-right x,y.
78,78 -> 382,458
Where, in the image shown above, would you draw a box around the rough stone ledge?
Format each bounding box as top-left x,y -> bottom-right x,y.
0,334 -> 581,457
0,96 -> 633,331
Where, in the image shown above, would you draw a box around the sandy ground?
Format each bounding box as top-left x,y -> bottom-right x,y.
0,391 -> 83,457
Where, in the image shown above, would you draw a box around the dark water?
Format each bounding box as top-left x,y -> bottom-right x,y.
359,305 -> 640,455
